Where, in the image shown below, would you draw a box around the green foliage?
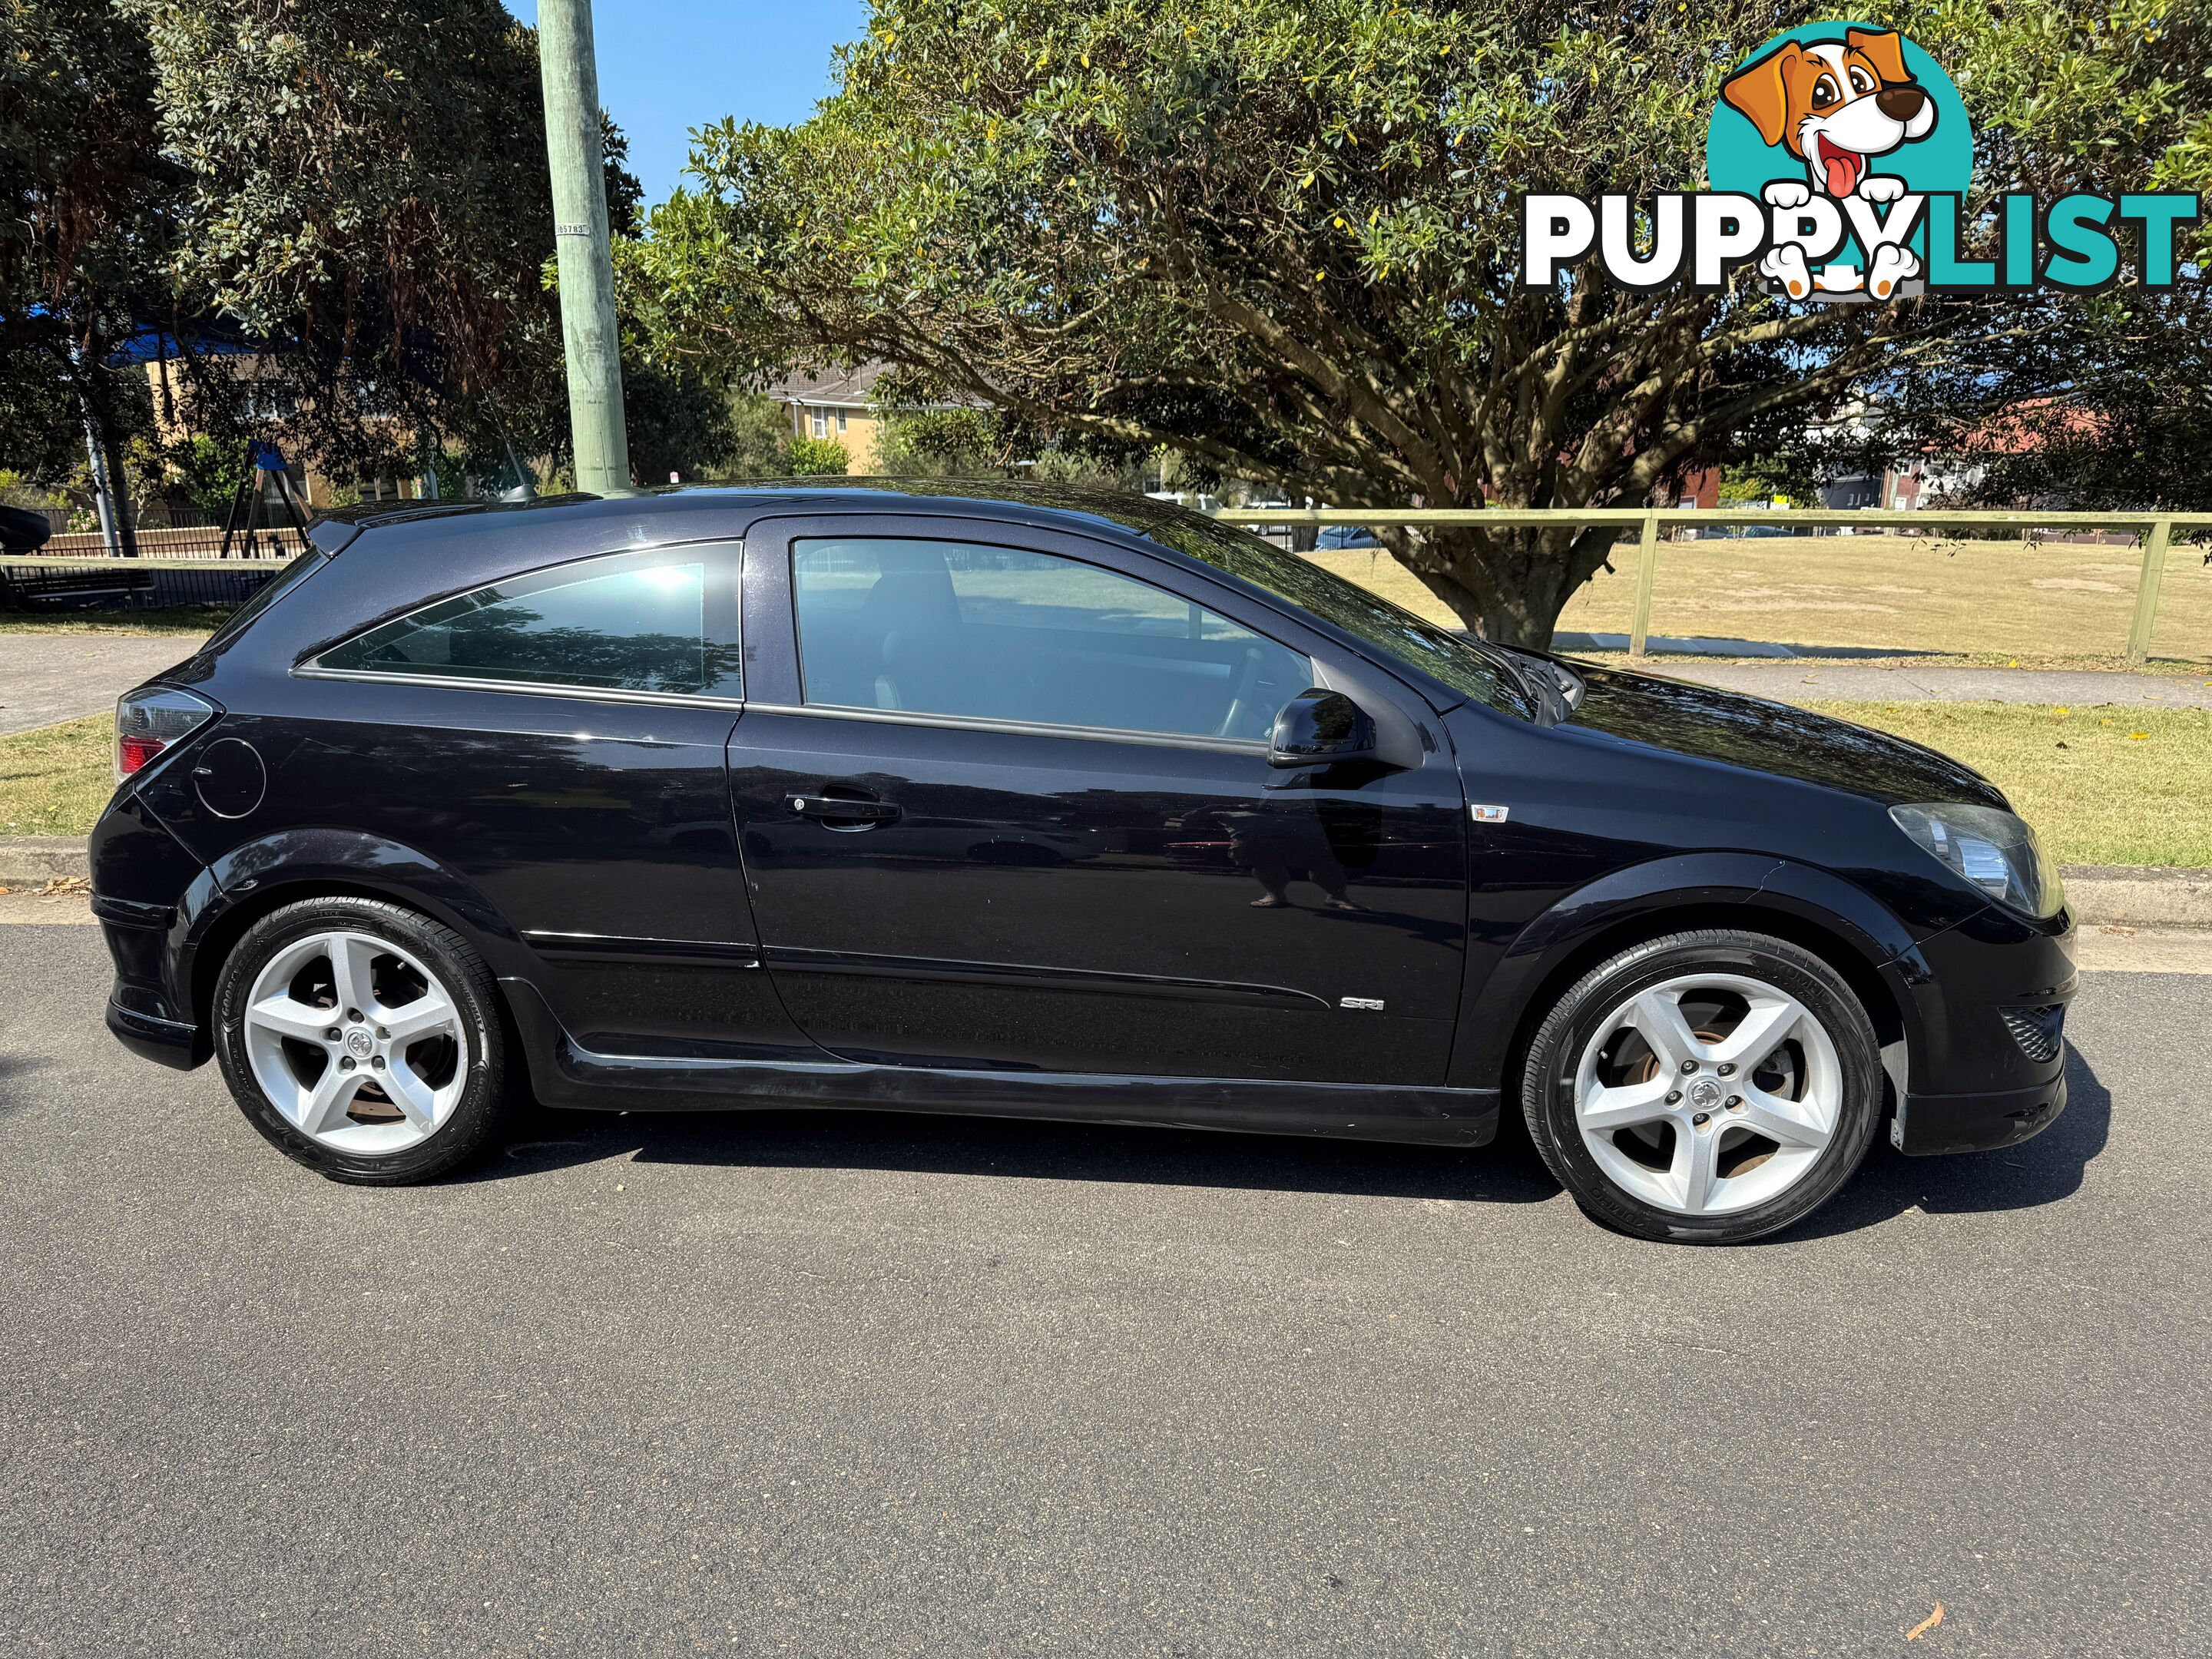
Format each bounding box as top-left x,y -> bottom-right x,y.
624,356 -> 740,483
123,0 -> 564,471
431,446 -> 472,502
0,0 -> 171,476
873,406 -> 1014,477
1717,461 -> 1806,506
165,434 -> 252,521
782,434 -> 852,475
601,112 -> 644,238
637,0 -> 2212,643
714,391 -> 803,479
0,469 -> 61,511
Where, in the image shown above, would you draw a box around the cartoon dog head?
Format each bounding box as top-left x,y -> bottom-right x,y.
1721,28 -> 1936,198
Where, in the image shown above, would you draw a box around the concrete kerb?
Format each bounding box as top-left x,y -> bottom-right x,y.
3,834 -> 2207,929
0,836 -> 93,890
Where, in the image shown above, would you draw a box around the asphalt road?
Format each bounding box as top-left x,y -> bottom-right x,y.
2,922 -> 2207,1657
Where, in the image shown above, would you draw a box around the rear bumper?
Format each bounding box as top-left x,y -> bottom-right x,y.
91,793 -> 214,1071
1893,1069 -> 2068,1156
105,995 -> 207,1071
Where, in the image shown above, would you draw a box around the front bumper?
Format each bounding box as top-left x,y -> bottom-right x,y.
1889,901 -> 2076,1156
1893,1071 -> 2068,1156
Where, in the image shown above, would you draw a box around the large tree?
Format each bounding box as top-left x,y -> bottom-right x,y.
124,0 -> 566,475
637,0 -> 2212,644
0,0 -> 174,492
1826,283 -> 2212,511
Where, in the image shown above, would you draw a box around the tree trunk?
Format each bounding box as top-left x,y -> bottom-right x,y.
100,425 -> 141,560
1389,524 -> 1621,651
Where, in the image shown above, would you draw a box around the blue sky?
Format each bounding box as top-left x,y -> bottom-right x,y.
504,2 -> 869,204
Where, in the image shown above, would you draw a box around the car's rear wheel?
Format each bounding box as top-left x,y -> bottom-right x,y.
1520,929 -> 1883,1243
212,896 -> 515,1184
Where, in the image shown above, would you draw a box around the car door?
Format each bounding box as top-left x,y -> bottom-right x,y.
273,539 -> 803,1058
729,514 -> 1469,1084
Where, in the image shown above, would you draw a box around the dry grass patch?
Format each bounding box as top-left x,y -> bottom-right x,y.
0,605 -> 230,637
1802,701 -> 2212,869
1302,532 -> 2212,668
0,717 -> 114,836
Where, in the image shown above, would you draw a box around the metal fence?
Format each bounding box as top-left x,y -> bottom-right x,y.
0,556 -> 291,613
11,503 -> 310,561
1217,506 -> 2211,665
6,504 -> 2203,662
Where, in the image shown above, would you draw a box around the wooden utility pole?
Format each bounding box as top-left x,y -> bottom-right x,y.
537,0 -> 631,495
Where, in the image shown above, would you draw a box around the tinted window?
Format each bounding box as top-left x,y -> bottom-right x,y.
793,538 -> 1309,741
1033,495 -> 1536,721
316,552 -> 740,697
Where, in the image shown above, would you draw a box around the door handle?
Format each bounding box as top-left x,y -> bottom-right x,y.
788,795 -> 902,825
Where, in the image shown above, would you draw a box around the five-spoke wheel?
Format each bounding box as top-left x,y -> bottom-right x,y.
1574,972 -> 1842,1218
214,896 -> 516,1183
240,929 -> 467,1154
1522,930 -> 1882,1243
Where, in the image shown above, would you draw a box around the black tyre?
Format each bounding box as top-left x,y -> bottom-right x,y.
211,896 -> 517,1184
1519,929 -> 1883,1243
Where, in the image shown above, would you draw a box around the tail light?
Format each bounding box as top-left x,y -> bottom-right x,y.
114,686 -> 218,780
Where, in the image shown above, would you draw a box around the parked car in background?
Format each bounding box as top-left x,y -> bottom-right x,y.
0,503 -> 54,554
90,484 -> 2073,1243
1315,524 -> 1382,550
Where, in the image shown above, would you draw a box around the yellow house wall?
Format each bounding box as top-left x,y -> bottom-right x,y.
792,402 -> 882,473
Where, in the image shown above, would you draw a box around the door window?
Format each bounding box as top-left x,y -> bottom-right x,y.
314,550 -> 741,698
792,538 -> 1310,741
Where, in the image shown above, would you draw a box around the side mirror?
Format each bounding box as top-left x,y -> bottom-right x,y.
1268,688 -> 1380,769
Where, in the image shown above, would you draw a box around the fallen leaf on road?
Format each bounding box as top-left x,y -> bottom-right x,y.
39,876 -> 90,896
1905,1602 -> 1945,1641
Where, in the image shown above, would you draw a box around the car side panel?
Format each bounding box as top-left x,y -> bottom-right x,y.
131,686 -> 816,1062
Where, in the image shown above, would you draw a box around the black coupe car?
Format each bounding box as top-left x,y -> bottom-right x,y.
90,484 -> 2074,1243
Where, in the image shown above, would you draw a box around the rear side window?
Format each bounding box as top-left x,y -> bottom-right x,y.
313,549 -> 741,699
793,537 -> 1309,741
200,545 -> 328,655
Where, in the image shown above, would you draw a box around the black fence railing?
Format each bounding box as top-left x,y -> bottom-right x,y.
0,559 -> 288,612
8,502 -> 312,561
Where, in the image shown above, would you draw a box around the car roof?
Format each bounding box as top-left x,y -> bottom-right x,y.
312,478 -> 1210,551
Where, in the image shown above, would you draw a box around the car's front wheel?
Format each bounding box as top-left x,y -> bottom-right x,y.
212,896 -> 516,1184
1520,929 -> 1884,1243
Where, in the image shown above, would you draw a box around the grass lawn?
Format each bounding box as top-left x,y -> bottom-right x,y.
1305,531 -> 2212,669
0,604 -> 233,636
0,715 -> 113,837
3,698 -> 2202,869
1803,702 -> 2212,869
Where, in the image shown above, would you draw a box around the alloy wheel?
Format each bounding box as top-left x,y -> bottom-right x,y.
239,929 -> 468,1156
1572,971 -> 1842,1217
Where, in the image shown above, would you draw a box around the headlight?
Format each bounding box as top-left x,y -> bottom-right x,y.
1890,803 -> 2065,919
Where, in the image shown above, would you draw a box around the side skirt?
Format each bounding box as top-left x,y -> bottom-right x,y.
500,979 -> 1498,1148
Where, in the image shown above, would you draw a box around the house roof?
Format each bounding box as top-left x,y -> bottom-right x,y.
758,363 -> 884,409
